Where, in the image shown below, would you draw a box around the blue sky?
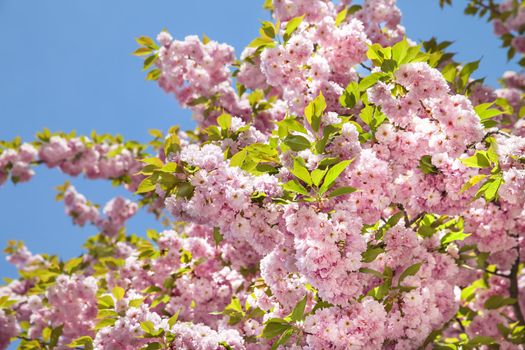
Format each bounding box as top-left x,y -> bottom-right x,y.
0,0 -> 520,283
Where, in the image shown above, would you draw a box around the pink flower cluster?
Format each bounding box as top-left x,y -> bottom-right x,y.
259,16 -> 368,114
39,136 -> 142,182
166,143 -> 284,255
0,143 -> 37,185
63,184 -> 138,236
303,299 -> 386,349
0,135 -> 145,193
493,0 -> 525,54
2,0 -> 525,349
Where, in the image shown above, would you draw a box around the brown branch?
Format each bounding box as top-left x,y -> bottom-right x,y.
509,252 -> 525,325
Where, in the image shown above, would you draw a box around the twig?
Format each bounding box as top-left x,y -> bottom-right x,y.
509,249 -> 525,324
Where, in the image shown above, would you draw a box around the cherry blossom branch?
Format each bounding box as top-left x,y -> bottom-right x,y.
509,252 -> 525,325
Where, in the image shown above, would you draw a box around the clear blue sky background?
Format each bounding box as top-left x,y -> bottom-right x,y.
0,0 -> 519,286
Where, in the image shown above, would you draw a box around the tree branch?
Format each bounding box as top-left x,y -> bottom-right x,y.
509,252 -> 525,325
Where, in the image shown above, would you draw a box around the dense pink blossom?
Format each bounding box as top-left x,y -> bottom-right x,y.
1,0 -> 525,349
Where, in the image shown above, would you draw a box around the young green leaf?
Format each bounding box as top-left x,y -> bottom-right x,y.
289,295 -> 307,322
335,7 -> 348,27
283,15 -> 304,42
361,246 -> 384,263
311,168 -> 328,187
112,286 -> 125,301
460,174 -> 487,193
283,179 -> 309,196
283,135 -> 311,151
440,231 -> 471,246
304,92 -> 326,132
217,113 -> 232,130
484,295 -> 516,310
230,149 -> 247,168
398,262 -> 422,286
460,151 -> 491,168
291,159 -> 312,186
327,186 -> 357,198
261,318 -> 292,339
319,160 -> 353,194
418,155 -> 439,174
271,328 -> 294,350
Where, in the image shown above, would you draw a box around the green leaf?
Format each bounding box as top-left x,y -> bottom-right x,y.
483,295 -> 516,310
49,325 -> 63,348
230,149 -> 247,168
461,278 -> 486,301
283,135 -> 311,151
164,133 -> 181,156
260,21 -> 276,39
97,295 -> 115,309
129,298 -> 144,308
360,105 -> 374,126
271,328 -> 294,350
217,113 -> 232,130
144,55 -> 157,71
141,343 -> 162,350
176,182 -> 195,199
289,295 -> 307,322
136,36 -> 158,49
441,231 -> 471,246
94,318 -> 116,330
358,72 -> 385,91
441,63 -> 457,83
63,256 -> 83,274
140,321 -> 156,335
187,96 -> 208,106
459,60 -> 480,90
318,157 -> 340,169
311,168 -> 327,187
475,102 -> 506,120
0,296 -> 16,309
168,309 -> 180,328
335,7 -> 349,26
69,336 -> 93,350
460,174 -> 487,193
283,15 -> 304,43
213,227 -> 224,245
477,175 -> 503,202
304,92 -> 326,132
381,59 -> 397,73
359,267 -> 384,279
136,176 -> 156,194
148,129 -> 163,139
461,151 -> 491,168
261,319 -> 292,339
319,160 -> 353,194
291,159 -> 312,186
392,38 -> 410,65
141,157 -> 164,167
247,36 -> 275,49
418,155 -> 439,174
398,262 -> 421,285
133,47 -> 153,56
327,186 -> 357,198
361,246 -> 384,263
202,33 -> 211,44
146,69 -> 161,81
112,286 -> 125,301
277,117 -> 308,135
468,336 -> 498,347
219,341 -> 234,350
283,179 -> 309,196
367,43 -> 386,65
340,81 -> 359,109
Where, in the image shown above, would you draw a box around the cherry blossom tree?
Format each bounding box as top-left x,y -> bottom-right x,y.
1,0 -> 525,349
